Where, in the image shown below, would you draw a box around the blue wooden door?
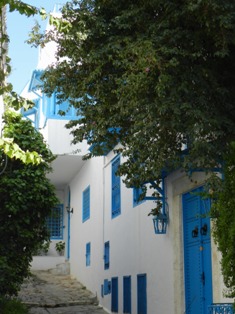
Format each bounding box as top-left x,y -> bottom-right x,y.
111,277 -> 118,312
123,276 -> 131,313
183,187 -> 213,314
137,274 -> 147,314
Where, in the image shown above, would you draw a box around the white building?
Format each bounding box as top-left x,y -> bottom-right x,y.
21,9 -> 234,314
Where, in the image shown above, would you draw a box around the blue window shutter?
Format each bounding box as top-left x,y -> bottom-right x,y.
101,284 -> 104,298
133,187 -> 145,207
83,186 -> 90,222
123,276 -> 131,314
86,242 -> 91,266
137,274 -> 147,314
104,241 -> 110,270
45,92 -> 77,120
104,279 -> 111,295
112,156 -> 121,218
111,277 -> 119,312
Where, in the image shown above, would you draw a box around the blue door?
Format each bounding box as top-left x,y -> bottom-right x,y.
67,187 -> 71,260
183,187 -> 213,314
123,276 -> 131,313
111,277 -> 118,312
137,274 -> 147,314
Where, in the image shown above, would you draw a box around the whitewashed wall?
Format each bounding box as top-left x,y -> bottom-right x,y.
65,149 -> 230,314
66,150 -> 175,313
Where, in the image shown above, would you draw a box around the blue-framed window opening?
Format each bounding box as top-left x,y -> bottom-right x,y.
21,99 -> 40,130
133,187 -> 146,207
104,241 -> 110,270
47,204 -> 64,239
42,92 -> 77,120
112,156 -> 121,218
86,242 -> 91,266
82,186 -> 90,222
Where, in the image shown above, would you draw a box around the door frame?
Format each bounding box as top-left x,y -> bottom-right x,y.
182,186 -> 213,314
67,186 -> 71,260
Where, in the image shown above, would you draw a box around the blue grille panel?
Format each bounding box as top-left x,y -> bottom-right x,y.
47,204 -> 63,239
208,304 -> 234,314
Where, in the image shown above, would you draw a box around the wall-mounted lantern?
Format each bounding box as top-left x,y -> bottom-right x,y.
144,175 -> 168,235
153,213 -> 168,234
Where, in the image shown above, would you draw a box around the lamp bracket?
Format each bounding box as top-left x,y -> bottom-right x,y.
66,206 -> 73,214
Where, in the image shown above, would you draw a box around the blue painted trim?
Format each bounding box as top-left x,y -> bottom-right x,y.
28,69 -> 43,92
82,185 -> 90,222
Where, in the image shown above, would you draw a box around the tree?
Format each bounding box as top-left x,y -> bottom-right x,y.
211,143 -> 235,299
0,110 -> 58,296
0,1 -> 57,297
0,1 -> 47,164
32,0 -> 235,299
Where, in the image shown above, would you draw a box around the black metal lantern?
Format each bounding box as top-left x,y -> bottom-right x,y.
153,213 -> 168,234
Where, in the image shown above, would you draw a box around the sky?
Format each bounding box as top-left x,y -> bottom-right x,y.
7,1 -> 68,94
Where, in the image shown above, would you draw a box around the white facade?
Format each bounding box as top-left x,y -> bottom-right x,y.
21,10 -> 234,314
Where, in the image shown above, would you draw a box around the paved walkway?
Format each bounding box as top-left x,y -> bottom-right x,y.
18,270 -> 109,314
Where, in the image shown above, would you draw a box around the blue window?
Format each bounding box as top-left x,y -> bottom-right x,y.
104,241 -> 110,270
82,186 -> 90,222
133,187 -> 145,207
47,204 -> 63,239
21,99 -> 40,129
112,156 -> 121,218
86,242 -> 91,266
43,93 -> 77,120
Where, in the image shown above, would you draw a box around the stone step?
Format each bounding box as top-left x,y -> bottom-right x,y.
18,270 -> 99,309
48,261 -> 70,276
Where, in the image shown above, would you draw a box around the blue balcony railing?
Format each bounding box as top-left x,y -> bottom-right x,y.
208,304 -> 234,314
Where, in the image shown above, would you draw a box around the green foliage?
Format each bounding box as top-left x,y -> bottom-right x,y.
55,241 -> 65,254
0,0 -> 59,298
211,143 -> 235,299
39,0 -> 235,187
0,112 -> 58,296
31,0 -> 235,299
0,297 -> 28,314
0,1 -> 46,165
